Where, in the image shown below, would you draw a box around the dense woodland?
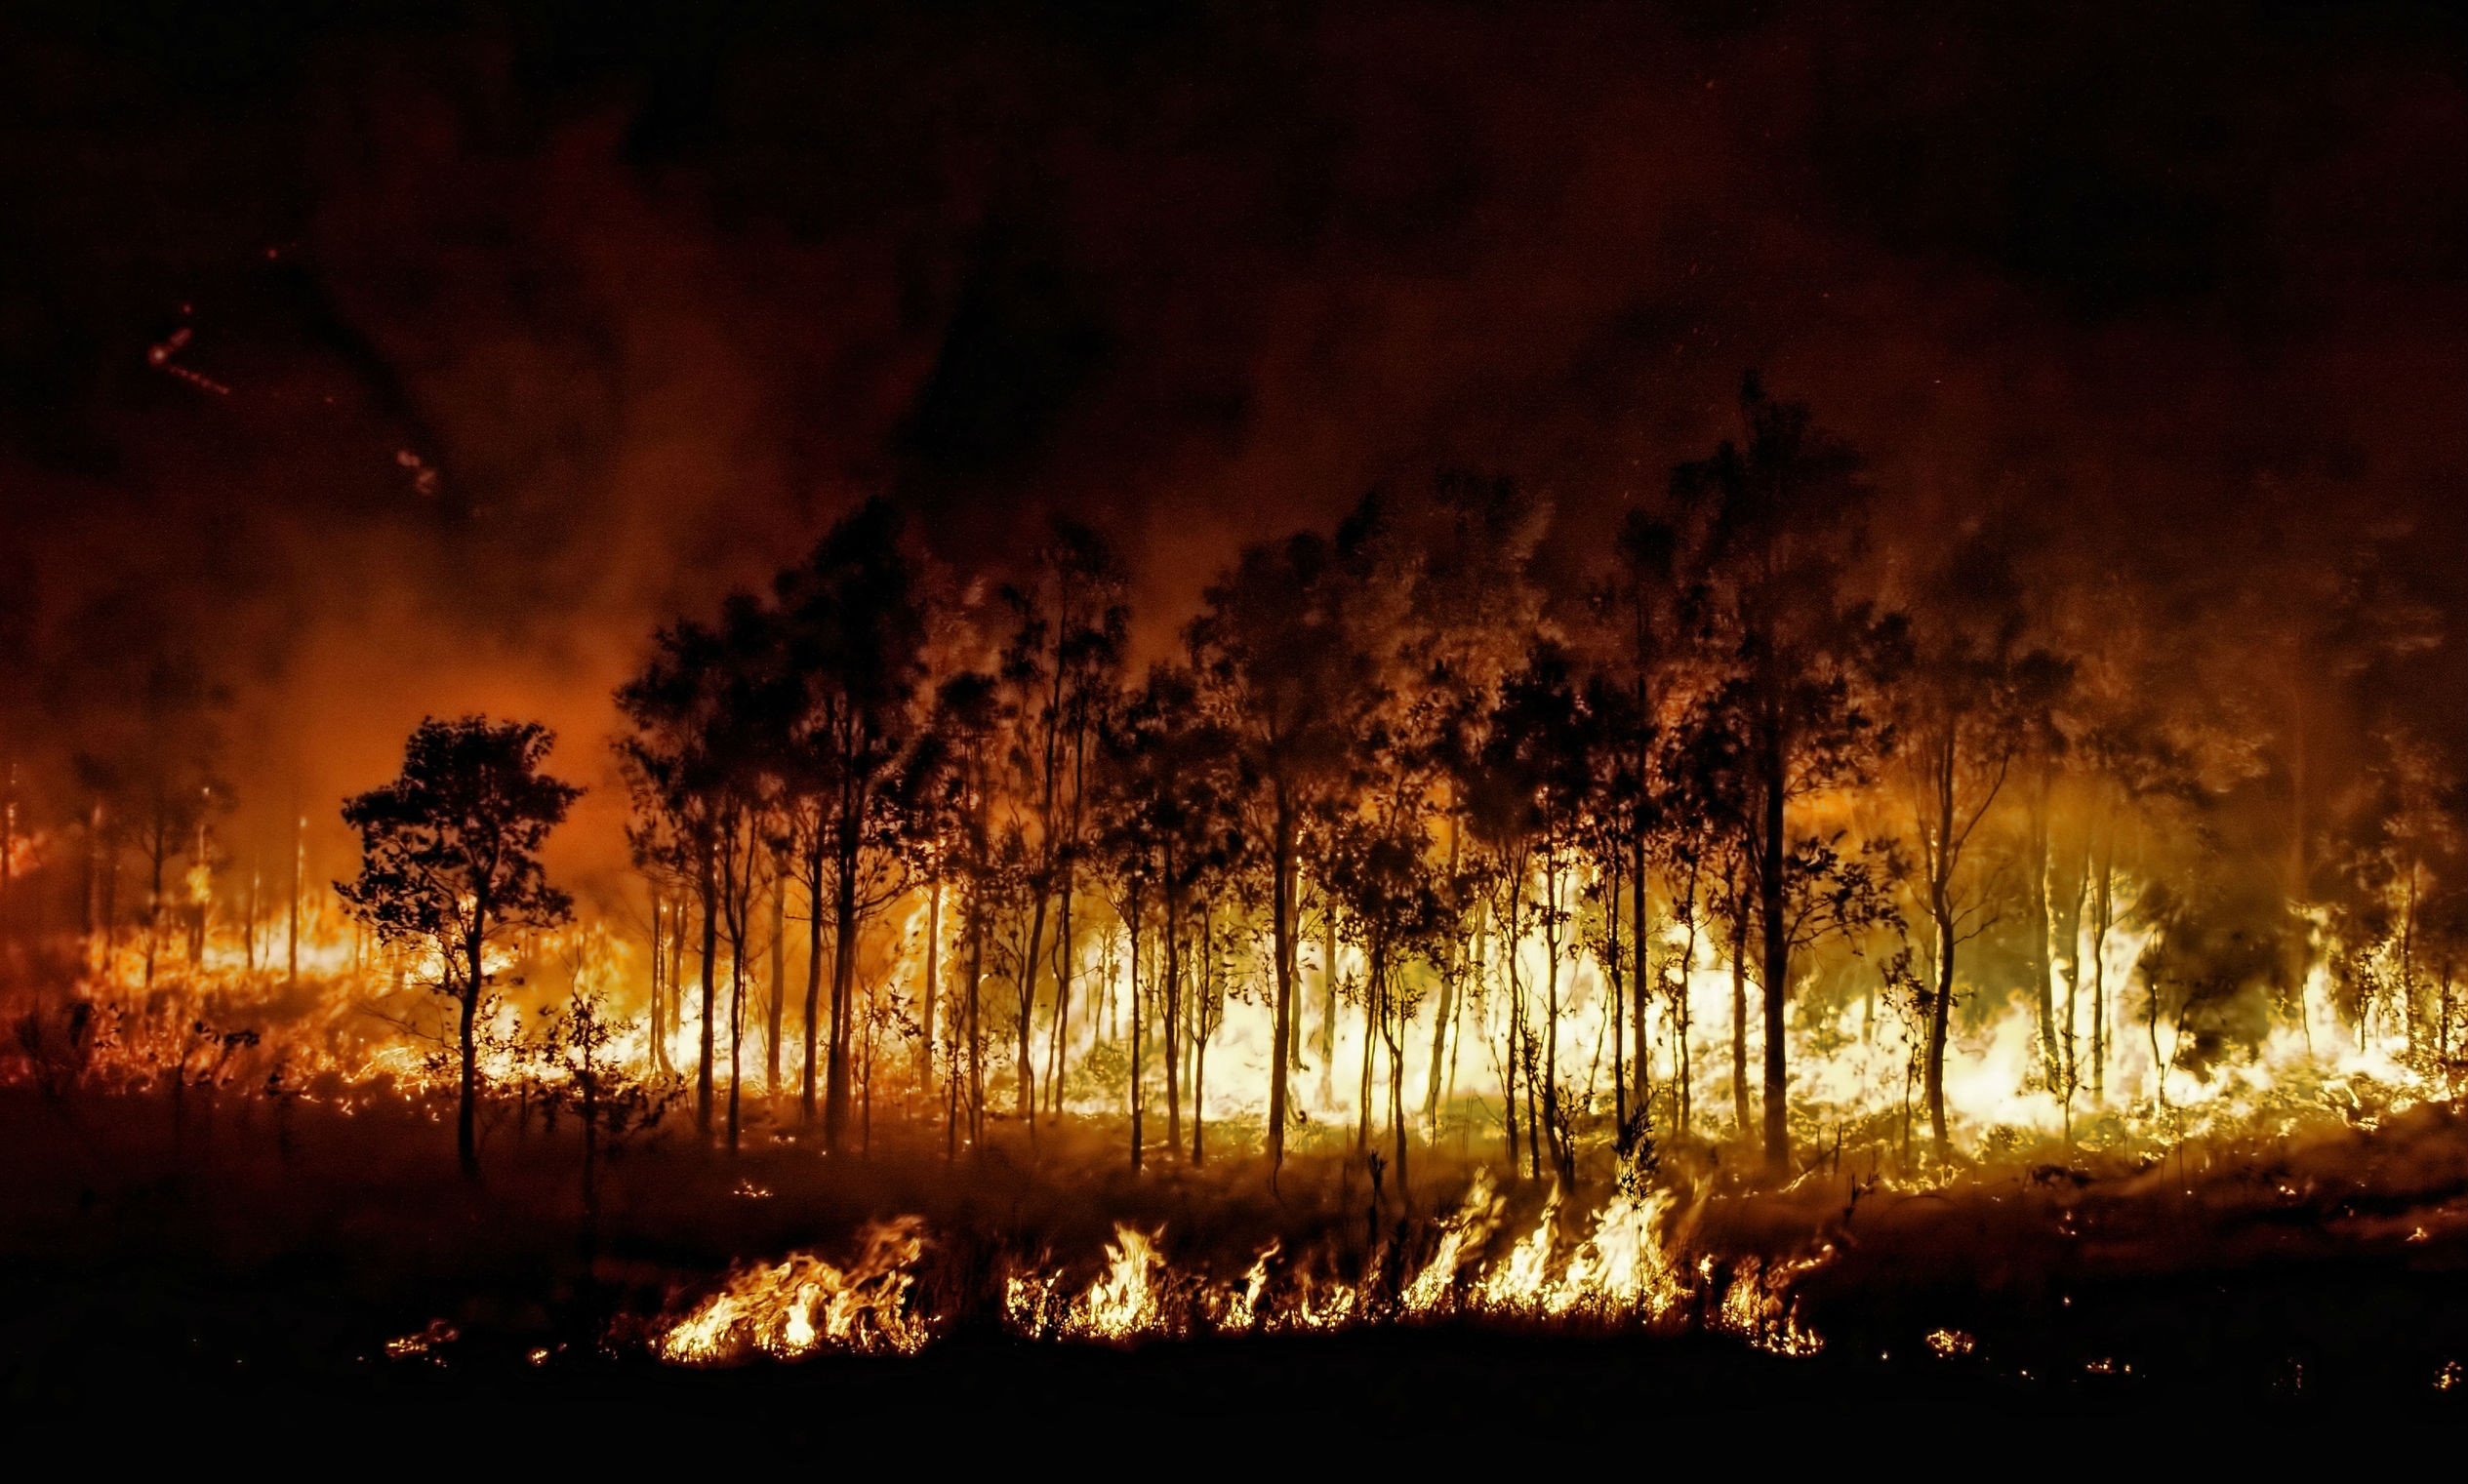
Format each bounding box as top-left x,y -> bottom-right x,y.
5,379 -> 2460,1184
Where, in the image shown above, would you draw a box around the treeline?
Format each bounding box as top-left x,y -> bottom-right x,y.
606,376 -> 2468,1177
4,377 -> 2454,1179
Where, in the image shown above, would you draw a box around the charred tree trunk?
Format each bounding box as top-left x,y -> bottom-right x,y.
1760,722 -> 1791,1174
767,862 -> 787,1097
1423,808 -> 1462,1135
1162,874 -> 1182,1160
2089,822 -> 2114,1101
1923,897 -> 1956,1162
1729,893 -> 1751,1136
919,876 -> 942,1103
460,911 -> 486,1182
1319,891 -> 1340,1106
1607,853 -> 1627,1143
1017,889 -> 1049,1130
1267,789 -> 1297,1171
2028,784 -> 2056,1084
1045,866 -> 1072,1118
1127,890 -> 1144,1172
824,802 -> 862,1152
965,874 -> 987,1150
1923,749 -> 1960,1164
697,849 -> 718,1136
1543,857 -> 1568,1183
726,837 -> 748,1157
800,829 -> 828,1124
1356,947 -> 1378,1154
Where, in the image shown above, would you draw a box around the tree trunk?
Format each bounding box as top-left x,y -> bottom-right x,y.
1924,747 -> 1960,1163
727,844 -> 747,1157
144,822 -> 165,989
1127,892 -> 1144,1172
965,878 -> 987,1149
1390,1015 -> 1407,1206
1674,867 -> 1699,1139
825,808 -> 862,1151
1500,894 -> 1520,1176
697,853 -> 718,1136
1017,889 -> 1049,1128
1521,995 -> 1542,1181
1267,791 -> 1296,1170
1162,877 -> 1182,1159
2089,823 -> 2114,1101
1046,866 -> 1072,1117
1924,901 -> 1956,1161
1318,892 -> 1339,1104
1543,858 -> 1565,1181
1424,811 -> 1461,1133
2028,784 -> 2056,1083
460,919 -> 485,1181
647,897 -> 665,1076
767,863 -> 787,1096
1632,831 -> 1653,1141
1759,727 -> 1791,1173
1192,1012 -> 1208,1166
1607,853 -> 1626,1142
800,832 -> 827,1124
919,876 -> 941,1102
1356,948 -> 1377,1153
1729,897 -> 1751,1135
668,898 -> 686,1044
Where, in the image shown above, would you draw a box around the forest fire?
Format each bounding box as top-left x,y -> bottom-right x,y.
6,0 -> 2468,1434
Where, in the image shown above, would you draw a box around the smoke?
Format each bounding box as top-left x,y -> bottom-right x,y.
1,1 -> 2463,889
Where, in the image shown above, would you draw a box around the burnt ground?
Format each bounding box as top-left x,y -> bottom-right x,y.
9,1087 -> 2468,1442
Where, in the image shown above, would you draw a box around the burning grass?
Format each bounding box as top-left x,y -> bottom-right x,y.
12,1074 -> 2468,1412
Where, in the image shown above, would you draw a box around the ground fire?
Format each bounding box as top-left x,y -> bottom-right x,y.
5,0 -> 2468,1427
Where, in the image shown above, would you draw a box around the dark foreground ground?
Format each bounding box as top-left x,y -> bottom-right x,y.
11,1087 -> 2468,1439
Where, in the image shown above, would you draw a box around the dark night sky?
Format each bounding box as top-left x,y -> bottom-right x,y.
2,1 -> 2464,870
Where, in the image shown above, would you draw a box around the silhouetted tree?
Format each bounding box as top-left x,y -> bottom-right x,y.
922,668 -> 1005,1153
1191,533 -> 1384,1171
773,500 -> 932,1149
339,717 -> 580,1180
1673,374 -> 1900,1172
617,619 -> 736,1135
1887,537 -> 2070,1158
994,516 -> 1128,1131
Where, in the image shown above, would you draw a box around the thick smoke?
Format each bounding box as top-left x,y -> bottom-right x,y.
1,1 -> 2462,901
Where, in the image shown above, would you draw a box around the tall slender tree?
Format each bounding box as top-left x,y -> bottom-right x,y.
1673,374 -> 1899,1173
773,500 -> 931,1150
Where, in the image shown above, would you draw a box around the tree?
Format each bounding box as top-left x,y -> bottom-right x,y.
1587,508 -> 1687,1146
1323,784 -> 1446,1197
773,500 -> 932,1150
1888,537 -> 2070,1159
1190,533 -> 1384,1171
339,717 -> 581,1180
921,668 -> 1006,1154
617,618 -> 737,1136
1459,640 -> 1598,1183
993,517 -> 1128,1131
1673,373 -> 1899,1173
1095,662 -> 1243,1166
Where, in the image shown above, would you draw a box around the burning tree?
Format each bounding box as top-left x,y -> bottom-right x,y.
339,716 -> 581,1180
1888,536 -> 2071,1159
772,500 -> 934,1151
1671,374 -> 1899,1172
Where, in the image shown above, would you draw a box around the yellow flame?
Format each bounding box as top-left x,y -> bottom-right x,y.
656,1218 -> 933,1364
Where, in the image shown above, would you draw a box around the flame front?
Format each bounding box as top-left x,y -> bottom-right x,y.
657,1218 -> 934,1364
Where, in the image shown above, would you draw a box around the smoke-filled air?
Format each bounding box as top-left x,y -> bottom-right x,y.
6,0 -> 2468,1431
